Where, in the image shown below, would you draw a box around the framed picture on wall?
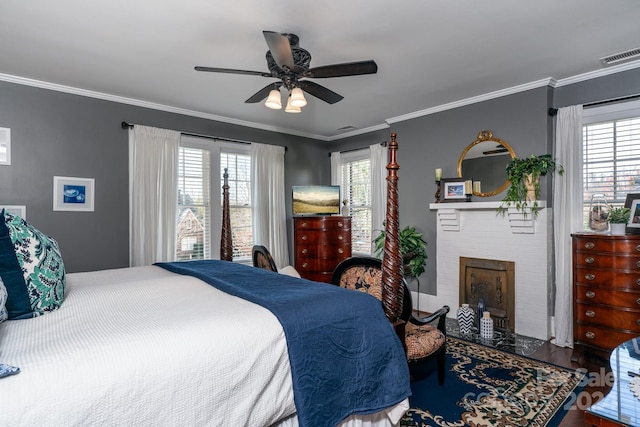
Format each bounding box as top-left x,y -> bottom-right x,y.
53,176 -> 95,212
440,178 -> 467,202
625,193 -> 640,234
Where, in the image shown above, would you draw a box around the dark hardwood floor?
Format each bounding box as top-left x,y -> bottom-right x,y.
528,342 -> 611,427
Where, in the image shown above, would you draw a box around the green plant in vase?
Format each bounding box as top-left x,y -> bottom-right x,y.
607,206 -> 631,223
372,225 -> 427,279
498,154 -> 564,217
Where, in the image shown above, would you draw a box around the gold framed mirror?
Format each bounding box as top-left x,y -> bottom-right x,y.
456,130 -> 516,197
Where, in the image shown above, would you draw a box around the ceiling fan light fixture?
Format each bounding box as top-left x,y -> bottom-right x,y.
285,96 -> 302,113
265,89 -> 282,109
289,87 -> 307,108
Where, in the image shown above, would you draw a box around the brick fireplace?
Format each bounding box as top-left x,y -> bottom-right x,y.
425,201 -> 552,340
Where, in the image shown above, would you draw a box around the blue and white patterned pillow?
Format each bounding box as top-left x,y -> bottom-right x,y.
0,210 -> 66,319
0,276 -> 7,323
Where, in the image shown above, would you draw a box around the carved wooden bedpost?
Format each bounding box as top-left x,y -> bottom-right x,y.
220,168 -> 233,261
381,133 -> 404,323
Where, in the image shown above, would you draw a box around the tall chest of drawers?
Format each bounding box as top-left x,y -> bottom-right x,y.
293,216 -> 351,283
572,233 -> 640,362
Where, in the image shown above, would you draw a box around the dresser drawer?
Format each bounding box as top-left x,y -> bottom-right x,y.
576,302 -> 640,332
575,323 -> 638,351
296,244 -> 350,259
576,284 -> 640,308
294,217 -> 350,230
299,272 -> 334,283
295,257 -> 343,273
295,230 -> 350,245
574,237 -> 640,254
575,268 -> 640,290
574,253 -> 640,271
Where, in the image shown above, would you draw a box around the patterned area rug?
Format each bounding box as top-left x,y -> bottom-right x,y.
401,337 -> 586,427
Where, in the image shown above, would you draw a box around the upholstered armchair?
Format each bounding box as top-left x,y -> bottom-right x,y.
331,256 -> 450,383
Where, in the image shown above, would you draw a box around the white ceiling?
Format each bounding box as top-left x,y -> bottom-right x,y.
2,0 -> 640,140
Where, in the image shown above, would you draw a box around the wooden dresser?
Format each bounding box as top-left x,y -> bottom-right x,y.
294,216 -> 351,283
572,232 -> 640,362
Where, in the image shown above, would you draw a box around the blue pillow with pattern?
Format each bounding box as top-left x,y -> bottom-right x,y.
0,210 -> 66,319
0,276 -> 7,323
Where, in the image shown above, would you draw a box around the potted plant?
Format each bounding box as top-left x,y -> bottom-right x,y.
607,206 -> 630,235
499,154 -> 564,216
372,225 -> 427,279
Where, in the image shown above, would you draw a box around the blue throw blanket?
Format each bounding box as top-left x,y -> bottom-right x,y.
156,260 -> 410,427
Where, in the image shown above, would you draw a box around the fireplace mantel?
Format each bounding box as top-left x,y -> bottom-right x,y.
429,201 -> 546,234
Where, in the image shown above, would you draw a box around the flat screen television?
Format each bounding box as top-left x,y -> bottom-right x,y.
292,185 -> 340,215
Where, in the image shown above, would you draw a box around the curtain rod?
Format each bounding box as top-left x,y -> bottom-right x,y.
327,141 -> 387,157
121,121 -> 287,151
548,93 -> 640,116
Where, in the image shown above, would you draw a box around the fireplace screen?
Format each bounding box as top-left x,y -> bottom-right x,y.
459,257 -> 515,331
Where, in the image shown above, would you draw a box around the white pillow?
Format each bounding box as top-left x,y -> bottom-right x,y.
278,265 -> 301,278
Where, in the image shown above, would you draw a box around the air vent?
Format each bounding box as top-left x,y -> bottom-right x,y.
600,47 -> 640,66
337,125 -> 357,131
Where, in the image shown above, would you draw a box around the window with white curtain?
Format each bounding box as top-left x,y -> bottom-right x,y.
177,135 -> 252,262
582,100 -> 640,225
340,149 -> 372,254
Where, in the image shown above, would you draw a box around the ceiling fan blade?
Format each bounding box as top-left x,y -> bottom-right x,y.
245,82 -> 282,103
303,60 -> 378,78
263,31 -> 296,71
195,66 -> 270,77
298,80 -> 344,104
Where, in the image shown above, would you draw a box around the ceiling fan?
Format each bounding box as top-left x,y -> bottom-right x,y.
195,31 -> 378,107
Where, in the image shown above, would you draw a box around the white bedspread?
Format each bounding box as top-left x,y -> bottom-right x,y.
0,266 -> 295,426
0,266 -> 408,426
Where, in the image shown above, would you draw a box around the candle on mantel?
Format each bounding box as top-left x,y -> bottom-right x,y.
435,168 -> 442,181
473,181 -> 481,194
464,180 -> 473,194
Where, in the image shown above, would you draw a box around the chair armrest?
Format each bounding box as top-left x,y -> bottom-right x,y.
409,305 -> 450,333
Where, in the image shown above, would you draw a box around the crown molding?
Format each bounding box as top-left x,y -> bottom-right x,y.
554,60 -> 640,87
0,73 -> 328,141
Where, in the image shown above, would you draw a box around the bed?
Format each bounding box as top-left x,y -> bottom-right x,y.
0,134 -> 410,426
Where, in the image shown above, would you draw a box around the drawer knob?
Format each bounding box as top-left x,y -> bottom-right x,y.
584,242 -> 595,249
636,319 -> 640,326
301,222 -> 308,228
338,248 -> 344,254
585,310 -> 595,318
302,235 -> 308,240
301,248 -> 308,254
302,262 -> 308,268
338,235 -> 343,240
585,291 -> 595,298
636,244 -> 640,252
637,298 -> 640,305
637,260 -> 640,268
585,257 -> 595,264
637,278 -> 640,286
585,331 -> 596,340
338,222 -> 343,227
585,273 -> 595,281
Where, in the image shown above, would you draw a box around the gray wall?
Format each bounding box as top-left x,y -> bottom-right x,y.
0,81 -> 328,272
330,67 -> 640,295
2,66 -> 639,277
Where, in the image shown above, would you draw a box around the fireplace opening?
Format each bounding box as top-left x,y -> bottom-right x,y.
459,257 -> 515,332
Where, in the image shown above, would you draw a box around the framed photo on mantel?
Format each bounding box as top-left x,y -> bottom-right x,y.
626,193 -> 640,234
440,178 -> 467,202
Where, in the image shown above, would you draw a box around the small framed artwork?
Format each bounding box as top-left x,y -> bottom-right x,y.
440,178 -> 467,202
626,193 -> 640,234
0,205 -> 26,219
0,127 -> 10,166
53,176 -> 95,212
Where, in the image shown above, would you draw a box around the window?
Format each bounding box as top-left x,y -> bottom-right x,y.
177,136 -> 252,262
582,100 -> 640,225
340,150 -> 372,254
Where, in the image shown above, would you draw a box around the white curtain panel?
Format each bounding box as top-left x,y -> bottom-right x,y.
552,105 -> 583,348
330,151 -> 342,186
251,143 -> 288,268
128,125 -> 180,267
370,143 -> 387,252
